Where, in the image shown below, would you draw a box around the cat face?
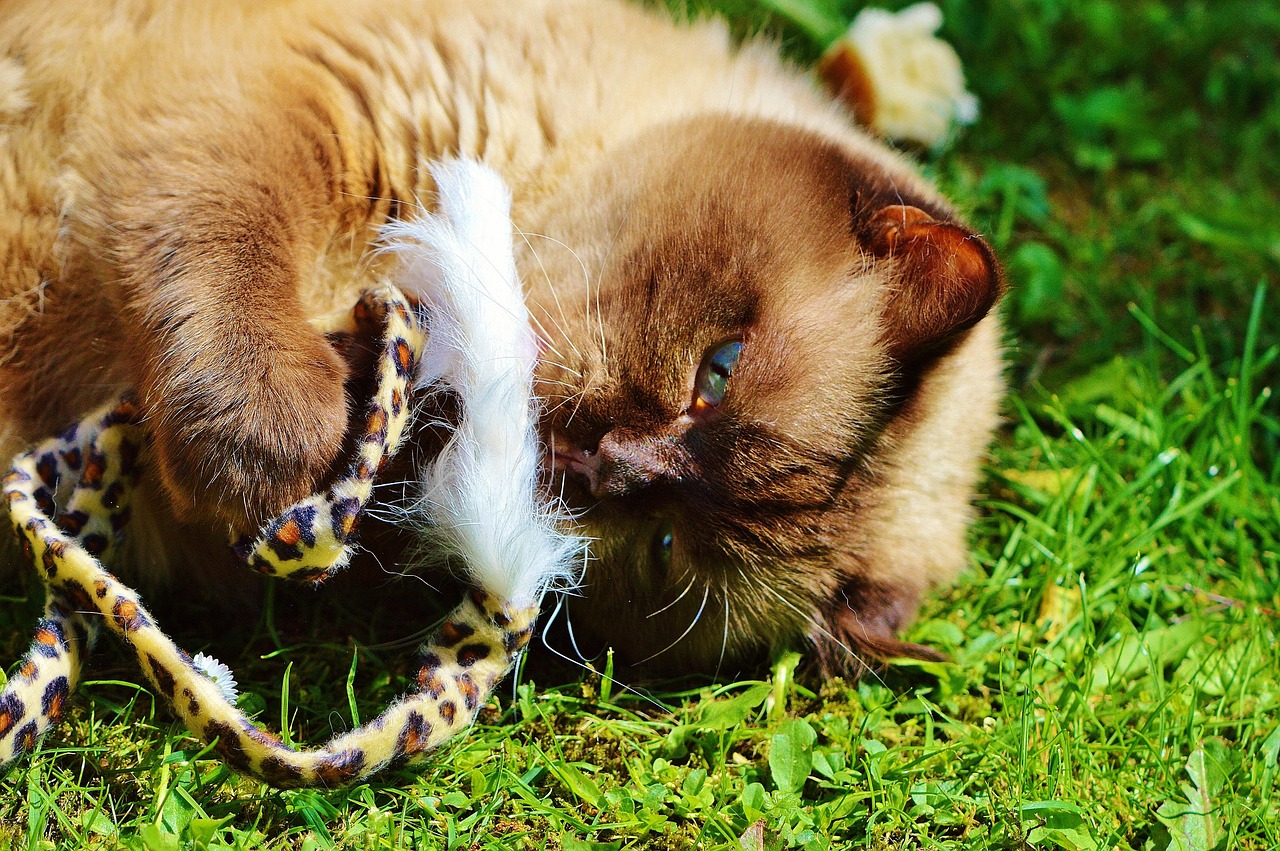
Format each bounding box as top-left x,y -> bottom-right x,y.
521,116 -> 999,674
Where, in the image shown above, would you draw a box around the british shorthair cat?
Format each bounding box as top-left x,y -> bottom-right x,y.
0,0 -> 1003,675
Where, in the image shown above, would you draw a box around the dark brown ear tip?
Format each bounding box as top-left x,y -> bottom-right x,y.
867,206 -> 998,284
813,575 -> 951,678
888,640 -> 950,664
811,634 -> 949,680
886,217 -> 996,280
863,204 -> 1002,358
940,227 -> 1002,318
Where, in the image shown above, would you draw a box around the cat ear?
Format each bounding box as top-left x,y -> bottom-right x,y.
811,575 -> 945,677
864,205 -> 1001,361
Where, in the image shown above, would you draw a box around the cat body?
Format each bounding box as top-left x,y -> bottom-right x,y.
0,0 -> 1003,673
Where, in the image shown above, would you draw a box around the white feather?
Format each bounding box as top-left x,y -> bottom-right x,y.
381,159 -> 582,606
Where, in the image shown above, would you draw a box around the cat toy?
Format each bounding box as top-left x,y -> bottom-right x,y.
0,160 -> 579,787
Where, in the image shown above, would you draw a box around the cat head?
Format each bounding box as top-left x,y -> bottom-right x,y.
520,115 -> 1000,676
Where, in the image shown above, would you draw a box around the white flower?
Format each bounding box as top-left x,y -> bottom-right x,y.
192,652 -> 240,704
821,3 -> 978,147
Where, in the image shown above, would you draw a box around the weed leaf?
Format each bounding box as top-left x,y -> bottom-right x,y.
738,818 -> 768,851
1021,800 -> 1098,851
1090,620 -> 1202,693
1156,742 -> 1228,851
562,838 -> 621,851
769,718 -> 816,795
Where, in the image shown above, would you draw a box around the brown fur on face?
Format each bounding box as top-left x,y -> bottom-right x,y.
0,0 -> 1003,677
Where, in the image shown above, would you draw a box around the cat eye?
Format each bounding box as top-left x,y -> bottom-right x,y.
692,340 -> 744,414
652,520 -> 674,572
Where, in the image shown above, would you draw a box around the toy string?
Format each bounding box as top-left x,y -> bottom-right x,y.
1,284 -> 537,787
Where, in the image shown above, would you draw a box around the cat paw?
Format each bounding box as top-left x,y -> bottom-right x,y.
146,330 -> 350,535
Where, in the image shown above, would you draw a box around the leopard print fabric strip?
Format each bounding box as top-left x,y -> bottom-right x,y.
233,286 -> 424,582
1,284 -> 537,787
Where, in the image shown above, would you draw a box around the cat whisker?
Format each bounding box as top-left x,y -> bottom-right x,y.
502,231 -> 572,361
362,593 -> 452,651
372,477 -> 423,490
540,387 -> 589,419
538,593 -> 669,711
517,230 -> 593,293
534,358 -> 584,379
360,504 -> 416,525
514,228 -> 586,361
562,392 -> 589,432
364,626 -> 435,651
715,590 -> 730,681
634,583 -> 710,665
524,312 -> 569,362
592,276 -> 607,375
534,377 -> 581,392
547,446 -> 594,521
585,177 -> 656,375
733,566 -> 773,616
522,226 -> 606,378
646,574 -> 697,618
541,437 -> 595,521
558,589 -> 599,664
752,578 -> 888,688
560,365 -> 608,430
356,541 -> 442,592
520,280 -> 579,357
338,189 -> 407,246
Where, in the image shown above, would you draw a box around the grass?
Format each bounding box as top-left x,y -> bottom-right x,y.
3,0 -> 1279,847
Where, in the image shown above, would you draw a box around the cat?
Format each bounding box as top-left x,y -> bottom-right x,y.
0,0 -> 1003,677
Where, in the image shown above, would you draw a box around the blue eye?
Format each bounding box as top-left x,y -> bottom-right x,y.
652,521 -> 674,571
694,340 -> 744,410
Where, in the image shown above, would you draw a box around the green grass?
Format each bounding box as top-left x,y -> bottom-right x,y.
4,0 -> 1279,847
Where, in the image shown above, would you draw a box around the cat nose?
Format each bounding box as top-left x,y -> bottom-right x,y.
590,430 -> 668,498
549,428 -> 671,499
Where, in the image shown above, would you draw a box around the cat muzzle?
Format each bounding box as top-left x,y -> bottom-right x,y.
550,428 -> 688,499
